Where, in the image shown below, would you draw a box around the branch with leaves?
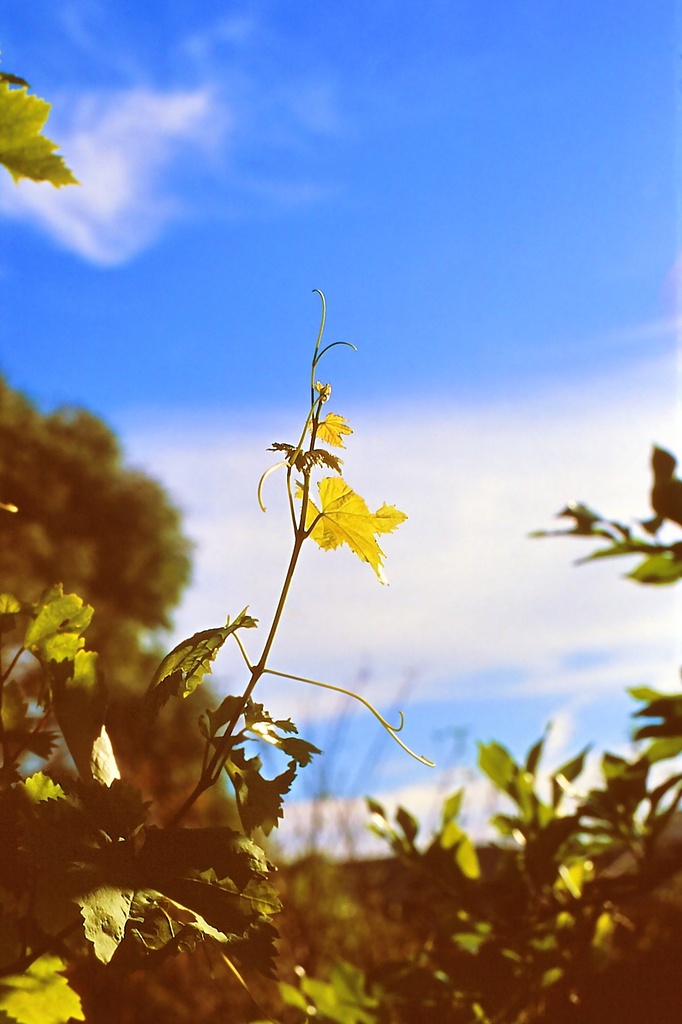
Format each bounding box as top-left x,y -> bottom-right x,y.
532,445 -> 682,585
0,293 -> 428,1023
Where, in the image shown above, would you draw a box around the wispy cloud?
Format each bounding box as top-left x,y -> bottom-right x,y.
0,86 -> 227,264
121,348 -> 679,729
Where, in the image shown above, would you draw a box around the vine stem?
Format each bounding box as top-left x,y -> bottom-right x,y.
166,479 -> 312,827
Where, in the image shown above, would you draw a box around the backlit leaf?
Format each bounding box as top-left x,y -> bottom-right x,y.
478,741 -> 516,794
0,954 -> 84,1023
303,476 -> 407,583
316,412 -> 353,448
146,610 -> 258,714
628,552 -> 682,585
79,885 -> 134,963
24,585 -> 93,665
0,594 -> 21,632
89,726 -> 121,787
455,836 -> 480,880
0,84 -> 78,186
269,442 -> 343,474
22,772 -> 65,804
244,702 -> 322,766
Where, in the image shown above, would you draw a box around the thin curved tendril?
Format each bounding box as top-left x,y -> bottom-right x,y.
315,340 -> 357,364
262,667 -> 435,767
257,461 -> 288,512
310,289 -> 327,399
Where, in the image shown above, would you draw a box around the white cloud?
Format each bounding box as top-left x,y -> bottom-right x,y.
0,86 -> 227,264
120,348 -> 680,735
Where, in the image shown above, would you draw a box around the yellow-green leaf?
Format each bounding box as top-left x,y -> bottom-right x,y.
0,83 -> 78,187
0,595 -> 21,615
22,772 -> 66,803
316,412 -> 353,448
304,476 -> 407,583
0,954 -> 84,1023
24,585 -> 93,664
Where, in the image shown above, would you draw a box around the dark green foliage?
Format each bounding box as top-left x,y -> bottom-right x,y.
532,445 -> 682,585
0,377 -> 191,691
145,612 -> 258,714
277,446 -> 682,1024
650,445 -> 682,530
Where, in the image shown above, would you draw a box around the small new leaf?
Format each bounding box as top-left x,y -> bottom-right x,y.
0,83 -> 78,186
316,412 -> 353,448
269,442 -> 343,475
303,476 -> 407,583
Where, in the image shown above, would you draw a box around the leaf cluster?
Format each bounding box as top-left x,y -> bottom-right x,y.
532,445 -> 682,585
278,447 -> 682,1024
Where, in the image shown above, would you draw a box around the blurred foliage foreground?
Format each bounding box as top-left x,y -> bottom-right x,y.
3,385 -> 682,1024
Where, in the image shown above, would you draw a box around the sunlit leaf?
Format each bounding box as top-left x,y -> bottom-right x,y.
303,476 -> 407,583
0,954 -> 84,1023
478,741 -> 516,794
89,726 -> 121,786
0,84 -> 78,186
243,702 -> 322,767
80,885 -> 134,964
628,552 -> 682,585
316,412 -> 353,448
146,610 -> 258,715
0,594 -> 21,632
269,442 -> 343,474
22,772 -> 65,804
24,585 -> 93,665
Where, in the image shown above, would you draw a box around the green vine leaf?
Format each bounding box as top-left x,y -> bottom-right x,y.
146,610 -> 258,715
0,954 -> 85,1023
244,702 -> 322,767
225,748 -> 297,836
21,772 -> 66,804
0,83 -> 78,186
24,585 -> 93,665
138,825 -> 272,891
79,886 -> 135,964
0,594 -> 21,633
302,477 -> 407,584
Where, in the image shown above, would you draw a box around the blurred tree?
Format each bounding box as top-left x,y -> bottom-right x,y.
0,373 -> 192,692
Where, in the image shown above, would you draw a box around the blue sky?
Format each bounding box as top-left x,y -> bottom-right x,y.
0,2 -> 680,850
